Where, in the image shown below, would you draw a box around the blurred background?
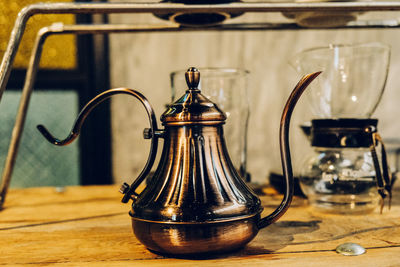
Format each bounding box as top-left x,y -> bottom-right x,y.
1,0 -> 400,188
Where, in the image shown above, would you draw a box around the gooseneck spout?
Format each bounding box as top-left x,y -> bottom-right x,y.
258,71 -> 322,229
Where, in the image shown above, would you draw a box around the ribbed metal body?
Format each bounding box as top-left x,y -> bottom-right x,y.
130,124 -> 262,254
132,125 -> 261,222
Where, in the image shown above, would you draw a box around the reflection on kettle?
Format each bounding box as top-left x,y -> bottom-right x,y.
37,67 -> 320,255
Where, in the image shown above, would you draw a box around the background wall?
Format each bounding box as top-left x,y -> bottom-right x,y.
108,1 -> 400,185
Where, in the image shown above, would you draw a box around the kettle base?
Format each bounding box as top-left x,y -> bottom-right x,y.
131,215 -> 260,255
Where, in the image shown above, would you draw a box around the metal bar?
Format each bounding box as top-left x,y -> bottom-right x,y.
1,2 -> 400,102
0,7 -> 32,101
11,2 -> 400,14
0,27 -> 49,209
44,21 -> 400,34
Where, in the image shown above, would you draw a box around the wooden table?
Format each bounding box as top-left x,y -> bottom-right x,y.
1,185 -> 399,266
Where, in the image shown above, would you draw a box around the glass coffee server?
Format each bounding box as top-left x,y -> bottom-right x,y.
291,43 -> 392,214
0,1 -> 400,211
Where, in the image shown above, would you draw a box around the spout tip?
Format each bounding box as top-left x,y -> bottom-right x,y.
305,71 -> 322,80
294,71 -> 322,98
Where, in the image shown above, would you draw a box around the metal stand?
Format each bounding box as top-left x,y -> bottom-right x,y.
1,1 -> 400,209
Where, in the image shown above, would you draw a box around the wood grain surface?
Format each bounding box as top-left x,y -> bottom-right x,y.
1,185 -> 399,266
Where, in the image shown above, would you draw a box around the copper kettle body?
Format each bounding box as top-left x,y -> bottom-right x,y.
38,67 -> 320,255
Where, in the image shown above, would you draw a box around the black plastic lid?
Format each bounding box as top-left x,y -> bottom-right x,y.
311,118 -> 378,148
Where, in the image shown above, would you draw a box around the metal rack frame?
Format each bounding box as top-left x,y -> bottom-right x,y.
1,1 -> 400,209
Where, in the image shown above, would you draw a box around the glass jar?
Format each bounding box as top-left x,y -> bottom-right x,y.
300,147 -> 380,214
298,118 -> 391,214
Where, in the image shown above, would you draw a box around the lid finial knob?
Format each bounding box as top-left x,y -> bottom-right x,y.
185,67 -> 200,89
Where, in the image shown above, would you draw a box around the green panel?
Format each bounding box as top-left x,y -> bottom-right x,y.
0,90 -> 80,188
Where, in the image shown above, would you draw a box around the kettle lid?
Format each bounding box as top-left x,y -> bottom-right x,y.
161,67 -> 227,125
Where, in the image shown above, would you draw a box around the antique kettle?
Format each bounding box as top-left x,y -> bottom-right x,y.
37,67 -> 320,255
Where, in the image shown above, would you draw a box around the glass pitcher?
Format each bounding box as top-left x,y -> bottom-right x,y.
290,42 -> 390,119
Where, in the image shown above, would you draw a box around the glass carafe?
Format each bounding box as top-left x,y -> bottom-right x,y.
300,119 -> 382,214
301,147 -> 380,214
290,42 -> 390,119
291,43 -> 392,214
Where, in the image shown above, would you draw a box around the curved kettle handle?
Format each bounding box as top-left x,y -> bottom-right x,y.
258,72 -> 322,229
37,88 -> 159,203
